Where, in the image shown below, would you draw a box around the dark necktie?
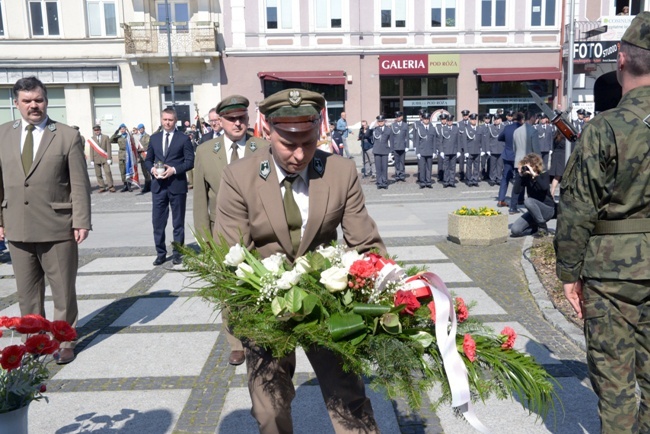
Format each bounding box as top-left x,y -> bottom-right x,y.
164,133 -> 170,156
230,143 -> 239,163
283,176 -> 301,255
22,124 -> 35,175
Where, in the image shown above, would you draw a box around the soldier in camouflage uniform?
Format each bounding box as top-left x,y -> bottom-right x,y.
110,123 -> 131,192
555,12 -> 650,433
136,123 -> 152,193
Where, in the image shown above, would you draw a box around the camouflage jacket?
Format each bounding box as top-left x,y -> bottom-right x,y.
555,85 -> 650,282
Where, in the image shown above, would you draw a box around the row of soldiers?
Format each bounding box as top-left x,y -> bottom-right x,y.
368,109 -> 558,189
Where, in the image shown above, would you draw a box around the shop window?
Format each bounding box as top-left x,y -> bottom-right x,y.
315,0 -> 342,29
267,0 -> 293,30
87,1 -> 117,37
157,1 -> 189,32
531,0 -> 555,27
0,0 -> 5,37
477,80 -> 555,115
262,80 -> 344,121
93,86 -> 121,133
380,76 -> 458,118
29,0 -> 60,36
431,0 -> 456,28
381,0 -> 407,28
481,0 -> 506,27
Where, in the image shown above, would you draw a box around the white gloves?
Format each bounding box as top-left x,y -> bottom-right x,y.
90,161 -> 95,168
107,159 -> 112,165
549,150 -> 553,155
457,152 -> 461,158
440,152 -> 445,158
487,151 -> 491,156
464,153 -> 469,158
417,154 -> 421,159
480,152 -> 485,156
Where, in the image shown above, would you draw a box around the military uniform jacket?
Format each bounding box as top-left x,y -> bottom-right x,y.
0,118 -> 92,242
139,133 -> 150,155
462,125 -> 481,154
437,124 -> 459,154
371,126 -> 391,155
535,124 -> 554,153
89,133 -> 112,164
483,124 -> 504,154
555,85 -> 650,282
412,123 -> 437,157
193,133 -> 268,236
572,119 -> 586,135
111,132 -> 128,159
215,148 -> 386,262
390,121 -> 409,151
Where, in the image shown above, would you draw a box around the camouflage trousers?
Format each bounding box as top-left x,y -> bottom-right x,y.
583,278 -> 650,434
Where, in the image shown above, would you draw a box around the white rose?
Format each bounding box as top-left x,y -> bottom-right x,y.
293,256 -> 312,274
276,269 -> 302,290
224,244 -> 246,266
317,245 -> 338,260
320,266 -> 349,292
235,262 -> 254,279
340,250 -> 363,270
261,253 -> 285,274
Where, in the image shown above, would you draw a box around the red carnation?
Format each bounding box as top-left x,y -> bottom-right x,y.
25,334 -> 60,355
1,316 -> 21,329
349,260 -> 376,279
50,321 -> 77,342
1,344 -> 27,371
15,314 -> 50,334
394,290 -> 421,315
39,384 -> 47,393
455,298 -> 469,323
427,301 -> 436,323
500,326 -> 517,350
366,253 -> 396,272
463,334 -> 477,362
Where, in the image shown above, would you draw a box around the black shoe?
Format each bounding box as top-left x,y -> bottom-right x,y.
153,256 -> 166,266
443,183 -> 449,188
488,181 -> 495,186
450,183 -> 456,188
172,255 -> 182,265
419,184 -> 425,189
120,185 -> 129,192
426,184 -> 433,188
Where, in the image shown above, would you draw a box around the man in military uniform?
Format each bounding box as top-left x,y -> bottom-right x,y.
88,124 -> 115,193
390,110 -> 409,182
478,113 -> 491,181
194,95 -> 268,366
535,114 -> 554,169
136,123 -> 152,193
573,108 -> 587,135
504,110 -> 514,125
215,88 -> 384,434
462,114 -> 483,186
437,113 -> 459,187
483,114 -> 504,186
413,109 -> 437,188
556,12 -> 650,432
371,115 -> 391,189
434,112 -> 446,182
457,109 -> 470,181
110,123 -> 131,192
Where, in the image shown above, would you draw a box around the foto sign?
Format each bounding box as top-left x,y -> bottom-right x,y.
573,41 -> 619,64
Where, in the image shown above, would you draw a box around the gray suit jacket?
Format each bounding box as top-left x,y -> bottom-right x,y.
193,133 -> 268,236
0,118 -> 92,242
215,148 -> 385,262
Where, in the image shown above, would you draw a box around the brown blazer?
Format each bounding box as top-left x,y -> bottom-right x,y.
193,133 -> 268,236
215,147 -> 385,261
88,133 -> 112,164
0,118 -> 92,242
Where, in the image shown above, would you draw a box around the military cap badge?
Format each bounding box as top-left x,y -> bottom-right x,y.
288,90 -> 302,107
313,157 -> 324,175
259,160 -> 271,179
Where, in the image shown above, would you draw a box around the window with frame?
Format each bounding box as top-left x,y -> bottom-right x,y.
481,0 -> 506,27
87,0 -> 117,37
29,0 -> 60,36
431,0 -> 456,27
531,0 -> 555,26
266,0 -> 292,30
315,0 -> 342,29
0,0 -> 5,37
157,1 -> 189,32
381,0 -> 406,28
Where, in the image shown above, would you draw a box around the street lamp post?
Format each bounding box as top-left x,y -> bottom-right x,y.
165,0 -> 176,108
565,0 -> 576,164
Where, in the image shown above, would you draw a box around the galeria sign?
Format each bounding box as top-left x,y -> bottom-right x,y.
379,54 -> 461,75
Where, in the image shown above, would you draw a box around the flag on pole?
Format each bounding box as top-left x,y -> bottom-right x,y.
125,132 -> 141,189
254,106 -> 269,139
320,101 -> 329,140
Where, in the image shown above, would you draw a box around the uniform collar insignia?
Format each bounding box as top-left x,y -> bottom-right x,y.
313,157 -> 324,175
249,141 -> 257,151
213,142 -> 221,153
47,123 -> 56,132
12,120 -> 20,129
259,160 -> 271,179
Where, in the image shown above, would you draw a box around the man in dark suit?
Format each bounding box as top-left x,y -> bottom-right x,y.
199,108 -> 223,144
0,76 -> 92,364
215,88 -> 385,434
144,107 -> 194,266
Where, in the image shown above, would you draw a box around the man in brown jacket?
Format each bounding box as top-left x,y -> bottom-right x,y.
88,124 -> 115,192
215,88 -> 384,433
0,76 -> 92,364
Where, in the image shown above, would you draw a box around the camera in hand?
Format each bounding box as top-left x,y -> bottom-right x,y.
521,165 -> 532,176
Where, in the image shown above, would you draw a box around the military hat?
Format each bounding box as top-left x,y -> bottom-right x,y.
468,113 -> 478,120
506,110 -> 514,116
93,124 -> 101,130
119,123 -> 126,129
540,113 -> 549,119
329,119 -> 336,125
621,11 -> 650,50
461,109 -> 470,116
483,113 -> 492,119
395,111 -> 404,118
576,108 -> 586,115
137,123 -> 145,129
586,111 -> 592,116
258,89 -> 324,133
440,113 -> 450,120
217,95 -> 249,117
376,115 -> 386,121
419,109 -> 429,118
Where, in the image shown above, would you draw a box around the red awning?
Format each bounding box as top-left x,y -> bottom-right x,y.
258,70 -> 346,85
475,67 -> 562,82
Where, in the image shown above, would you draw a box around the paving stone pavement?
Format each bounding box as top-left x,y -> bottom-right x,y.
0,164 -> 601,433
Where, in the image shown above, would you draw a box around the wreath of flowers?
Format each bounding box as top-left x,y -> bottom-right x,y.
181,236 -> 556,426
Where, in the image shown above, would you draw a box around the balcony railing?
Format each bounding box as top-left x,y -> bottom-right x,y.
123,22 -> 218,55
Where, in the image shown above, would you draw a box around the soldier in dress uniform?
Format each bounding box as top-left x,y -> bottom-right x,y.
136,123 -> 152,193
477,113 -> 491,181
483,114 -> 505,186
504,110 -> 515,125
462,114 -> 483,186
535,114 -> 554,169
434,112 -> 445,182
413,109 -> 437,188
437,113 -> 459,188
457,109 -> 470,181
371,115 -> 391,189
110,123 -> 131,192
573,108 -> 587,135
89,124 -> 115,193
390,110 -> 409,182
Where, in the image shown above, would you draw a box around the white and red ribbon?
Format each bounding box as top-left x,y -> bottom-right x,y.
87,138 -> 108,159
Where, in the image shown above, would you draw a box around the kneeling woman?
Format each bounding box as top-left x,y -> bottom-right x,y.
511,153 -> 556,237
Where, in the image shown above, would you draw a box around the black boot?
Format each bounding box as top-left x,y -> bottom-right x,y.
127,182 -> 132,192
141,181 -> 151,194
120,184 -> 129,192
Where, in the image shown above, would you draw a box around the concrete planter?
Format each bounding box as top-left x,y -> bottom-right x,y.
447,212 -> 508,246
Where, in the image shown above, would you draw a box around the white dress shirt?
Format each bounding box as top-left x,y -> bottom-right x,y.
20,117 -> 48,158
